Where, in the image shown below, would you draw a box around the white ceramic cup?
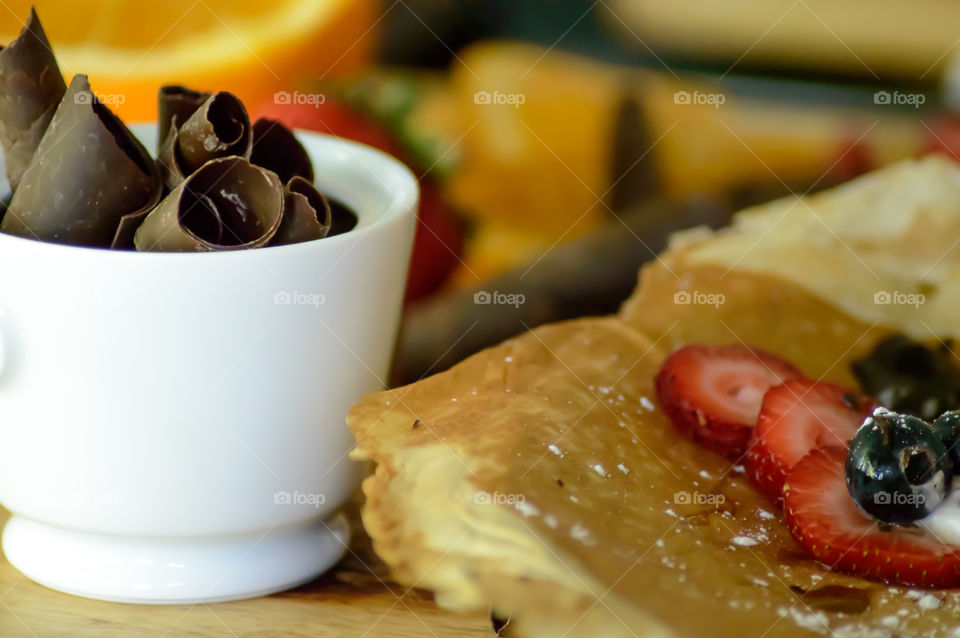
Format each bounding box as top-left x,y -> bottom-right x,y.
0,124 -> 418,603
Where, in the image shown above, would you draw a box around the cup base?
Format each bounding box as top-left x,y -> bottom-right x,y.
1,513 -> 349,604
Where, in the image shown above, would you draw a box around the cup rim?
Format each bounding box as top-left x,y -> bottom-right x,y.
0,125 -> 419,261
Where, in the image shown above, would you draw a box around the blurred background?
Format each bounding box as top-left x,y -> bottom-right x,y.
9,0 -> 960,380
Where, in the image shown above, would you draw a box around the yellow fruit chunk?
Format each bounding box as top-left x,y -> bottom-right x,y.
446,41 -> 622,240
450,222 -> 555,287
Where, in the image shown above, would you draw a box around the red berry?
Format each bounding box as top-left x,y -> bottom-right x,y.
784,447 -> 960,588
922,116 -> 960,162
655,345 -> 803,459
406,181 -> 464,302
254,98 -> 400,155
746,379 -> 873,507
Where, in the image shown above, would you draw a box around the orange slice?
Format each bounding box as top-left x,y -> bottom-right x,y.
0,0 -> 380,121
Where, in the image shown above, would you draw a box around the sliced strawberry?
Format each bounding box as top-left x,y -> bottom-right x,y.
784,447 -> 960,587
655,345 -> 803,459
745,379 -> 873,507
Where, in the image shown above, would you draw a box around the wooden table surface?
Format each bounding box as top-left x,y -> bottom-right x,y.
0,505 -> 495,637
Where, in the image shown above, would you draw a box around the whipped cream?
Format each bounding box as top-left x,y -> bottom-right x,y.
919,488 -> 960,544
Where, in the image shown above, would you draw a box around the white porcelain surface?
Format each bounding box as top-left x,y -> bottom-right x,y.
3,512 -> 350,604
0,124 -> 418,602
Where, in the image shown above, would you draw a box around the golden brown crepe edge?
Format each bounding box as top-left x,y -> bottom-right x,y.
348,318 -> 674,638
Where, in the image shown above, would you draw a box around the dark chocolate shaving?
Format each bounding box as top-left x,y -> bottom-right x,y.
0,190 -> 10,226
134,157 -> 283,252
269,176 -> 331,246
157,85 -> 211,149
250,117 -> 314,184
327,197 -> 359,237
0,7 -> 66,190
1,74 -> 160,248
158,91 -> 252,189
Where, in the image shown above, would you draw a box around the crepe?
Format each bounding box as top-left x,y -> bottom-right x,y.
0,8 -> 66,190
157,91 -> 251,189
0,75 -> 160,248
622,155 -> 960,346
348,155 -> 960,637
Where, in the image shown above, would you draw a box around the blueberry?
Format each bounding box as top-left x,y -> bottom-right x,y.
852,335 -> 960,420
845,408 -> 952,524
932,410 -> 960,470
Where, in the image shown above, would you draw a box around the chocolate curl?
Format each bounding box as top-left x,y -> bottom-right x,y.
0,8 -> 66,190
158,91 -> 252,189
328,197 -> 359,236
1,75 -> 160,248
111,182 -> 163,249
157,85 -> 211,149
0,190 -> 11,225
134,157 -> 284,252
250,117 -> 314,183
270,176 -> 331,246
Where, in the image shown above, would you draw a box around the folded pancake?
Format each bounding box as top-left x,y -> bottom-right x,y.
269,176 -> 330,246
622,155 -> 960,364
0,8 -> 66,190
134,157 -> 283,252
157,91 -> 251,189
157,85 -> 211,150
0,75 -> 160,248
250,117 -> 314,184
348,155 -> 960,637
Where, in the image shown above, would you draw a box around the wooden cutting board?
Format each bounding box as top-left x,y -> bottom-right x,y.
0,505 -> 494,637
